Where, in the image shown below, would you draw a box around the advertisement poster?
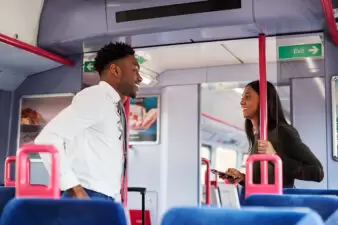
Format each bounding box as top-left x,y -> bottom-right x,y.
18,94 -> 74,160
129,96 -> 160,144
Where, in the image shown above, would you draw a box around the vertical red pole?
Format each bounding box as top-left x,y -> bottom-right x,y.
201,158 -> 211,205
123,97 -> 130,207
259,34 -> 268,184
321,0 -> 338,46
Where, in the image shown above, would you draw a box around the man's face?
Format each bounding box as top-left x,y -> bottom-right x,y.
118,55 -> 143,98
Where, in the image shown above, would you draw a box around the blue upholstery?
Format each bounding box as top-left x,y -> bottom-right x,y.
0,187 -> 15,215
245,194 -> 338,221
324,210 -> 338,225
0,198 -> 128,225
238,187 -> 246,205
284,189 -> 338,196
161,207 -> 324,225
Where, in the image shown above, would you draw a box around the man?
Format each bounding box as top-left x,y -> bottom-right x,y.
34,42 -> 142,200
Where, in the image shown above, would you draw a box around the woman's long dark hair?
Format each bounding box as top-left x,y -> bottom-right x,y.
244,80 -> 288,149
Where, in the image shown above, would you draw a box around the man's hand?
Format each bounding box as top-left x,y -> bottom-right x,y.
68,185 -> 90,199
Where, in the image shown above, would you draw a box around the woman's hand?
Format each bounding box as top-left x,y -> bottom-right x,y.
257,140 -> 276,154
219,168 -> 245,184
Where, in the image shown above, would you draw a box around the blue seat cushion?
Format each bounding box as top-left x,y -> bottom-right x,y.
245,194 -> 338,221
161,207 -> 324,225
0,198 -> 128,225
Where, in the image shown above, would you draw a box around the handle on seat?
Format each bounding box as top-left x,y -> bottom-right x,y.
202,158 -> 211,205
128,187 -> 147,194
4,156 -> 31,187
5,156 -> 16,187
245,154 -> 282,198
16,144 -> 60,199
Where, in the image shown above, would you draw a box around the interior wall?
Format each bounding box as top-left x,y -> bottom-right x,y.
160,85 -> 199,213
128,85 -> 200,225
291,77 -> 327,189
324,35 -> 338,189
127,88 -> 162,224
8,55 -> 83,183
0,90 -> 13,184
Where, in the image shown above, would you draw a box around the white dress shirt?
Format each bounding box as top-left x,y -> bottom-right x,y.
34,81 -> 123,198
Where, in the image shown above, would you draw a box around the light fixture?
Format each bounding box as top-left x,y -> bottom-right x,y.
305,57 -> 319,73
141,75 -> 152,85
139,69 -> 156,85
233,88 -> 244,94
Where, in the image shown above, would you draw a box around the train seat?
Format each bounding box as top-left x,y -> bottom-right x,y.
0,187 -> 15,216
244,194 -> 338,222
160,206 -> 324,225
0,198 -> 128,225
284,189 -> 338,196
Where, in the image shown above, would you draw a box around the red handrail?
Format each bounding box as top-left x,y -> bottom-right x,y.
202,158 -> 211,205
321,0 -> 338,46
122,97 -> 131,207
259,34 -> 269,184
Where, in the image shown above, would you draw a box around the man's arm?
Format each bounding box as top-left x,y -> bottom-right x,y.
34,89 -> 109,196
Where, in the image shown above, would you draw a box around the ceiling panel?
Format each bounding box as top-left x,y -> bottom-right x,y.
81,35 -> 322,88
223,37 -> 277,63
0,42 -> 62,76
135,35 -> 323,77
135,41 -> 241,74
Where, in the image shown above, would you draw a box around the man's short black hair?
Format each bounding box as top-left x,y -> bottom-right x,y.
94,42 -> 135,75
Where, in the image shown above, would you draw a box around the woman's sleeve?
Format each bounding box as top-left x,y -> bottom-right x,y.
277,125 -> 324,182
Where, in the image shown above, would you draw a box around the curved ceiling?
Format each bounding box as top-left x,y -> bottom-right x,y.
134,35 -> 322,77
83,35 -> 323,87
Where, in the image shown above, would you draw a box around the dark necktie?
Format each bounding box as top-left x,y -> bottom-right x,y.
118,100 -> 128,203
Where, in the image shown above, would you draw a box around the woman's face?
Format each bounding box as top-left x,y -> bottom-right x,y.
240,86 -> 259,119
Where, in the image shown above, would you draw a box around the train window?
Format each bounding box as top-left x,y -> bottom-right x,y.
214,147 -> 237,176
240,153 -> 249,173
200,145 -> 212,185
201,145 -> 211,162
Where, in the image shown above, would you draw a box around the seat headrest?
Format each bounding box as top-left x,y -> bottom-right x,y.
0,198 -> 128,225
161,207 -> 324,225
245,194 -> 338,221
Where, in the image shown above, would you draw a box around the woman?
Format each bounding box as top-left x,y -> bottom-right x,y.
219,80 -> 324,187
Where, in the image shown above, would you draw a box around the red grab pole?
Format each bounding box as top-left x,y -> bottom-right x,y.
258,34 -> 268,184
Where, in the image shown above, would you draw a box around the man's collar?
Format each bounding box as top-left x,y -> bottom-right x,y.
99,81 -> 121,102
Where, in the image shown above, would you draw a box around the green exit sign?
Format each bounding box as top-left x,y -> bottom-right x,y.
84,56 -> 147,73
136,55 -> 147,65
278,43 -> 322,60
84,61 -> 95,73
